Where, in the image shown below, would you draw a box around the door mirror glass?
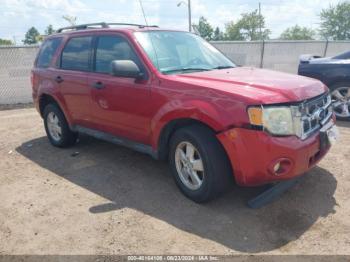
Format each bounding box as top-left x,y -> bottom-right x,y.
111,60 -> 143,79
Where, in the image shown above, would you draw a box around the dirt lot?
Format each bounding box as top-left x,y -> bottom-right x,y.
0,108 -> 349,255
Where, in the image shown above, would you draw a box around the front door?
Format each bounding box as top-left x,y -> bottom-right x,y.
87,34 -> 152,144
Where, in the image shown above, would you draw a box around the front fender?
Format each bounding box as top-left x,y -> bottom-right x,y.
150,99 -> 230,149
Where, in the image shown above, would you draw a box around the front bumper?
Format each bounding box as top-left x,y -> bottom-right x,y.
217,125 -> 332,187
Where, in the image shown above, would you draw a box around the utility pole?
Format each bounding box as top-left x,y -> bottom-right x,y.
258,2 -> 262,40
188,0 -> 192,32
177,0 -> 192,32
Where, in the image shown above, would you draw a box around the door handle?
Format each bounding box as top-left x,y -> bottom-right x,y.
55,76 -> 64,83
92,81 -> 105,90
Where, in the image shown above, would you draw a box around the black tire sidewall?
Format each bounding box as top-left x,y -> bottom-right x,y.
169,126 -> 232,203
43,104 -> 77,147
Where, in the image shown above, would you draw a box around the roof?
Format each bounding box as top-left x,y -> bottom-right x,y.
55,22 -> 163,34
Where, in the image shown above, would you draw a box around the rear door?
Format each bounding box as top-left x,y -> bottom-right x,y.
32,37 -> 63,104
87,34 -> 152,144
54,35 -> 94,127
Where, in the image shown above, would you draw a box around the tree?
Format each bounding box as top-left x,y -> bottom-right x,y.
22,27 -> 40,45
213,27 -> 224,41
320,2 -> 350,40
62,15 -> 77,26
225,21 -> 244,41
45,25 -> 55,35
224,9 -> 270,41
0,38 -> 13,45
192,17 -> 214,41
280,25 -> 316,40
236,10 -> 270,40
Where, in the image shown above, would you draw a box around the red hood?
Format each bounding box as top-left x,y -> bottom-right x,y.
172,67 -> 327,104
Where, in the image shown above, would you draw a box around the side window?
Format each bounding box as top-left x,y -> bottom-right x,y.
61,36 -> 92,71
95,35 -> 141,74
36,38 -> 62,68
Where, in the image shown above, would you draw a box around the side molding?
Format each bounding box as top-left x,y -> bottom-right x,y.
74,125 -> 158,159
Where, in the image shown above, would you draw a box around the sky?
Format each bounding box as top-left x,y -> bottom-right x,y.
0,0 -> 344,44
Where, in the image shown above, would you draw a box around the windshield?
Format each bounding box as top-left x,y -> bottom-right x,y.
134,31 -> 235,74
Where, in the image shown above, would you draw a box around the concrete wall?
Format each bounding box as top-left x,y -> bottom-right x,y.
212,40 -> 350,73
1,41 -> 350,104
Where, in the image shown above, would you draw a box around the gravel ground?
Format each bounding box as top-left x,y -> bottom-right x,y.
0,108 -> 349,255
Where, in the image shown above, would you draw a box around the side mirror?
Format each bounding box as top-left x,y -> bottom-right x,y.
111,60 -> 144,79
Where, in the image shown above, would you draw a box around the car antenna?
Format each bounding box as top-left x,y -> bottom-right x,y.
138,0 -> 149,26
138,0 -> 160,71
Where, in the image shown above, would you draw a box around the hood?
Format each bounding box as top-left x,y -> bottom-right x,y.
300,53 -> 350,65
172,67 -> 327,104
309,57 -> 350,65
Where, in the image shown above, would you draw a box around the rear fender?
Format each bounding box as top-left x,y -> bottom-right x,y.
37,80 -> 73,126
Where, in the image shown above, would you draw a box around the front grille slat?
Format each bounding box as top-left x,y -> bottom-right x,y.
299,93 -> 332,140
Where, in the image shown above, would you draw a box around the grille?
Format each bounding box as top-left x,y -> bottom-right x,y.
299,93 -> 332,139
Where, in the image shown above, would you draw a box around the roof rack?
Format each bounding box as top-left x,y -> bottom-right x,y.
57,22 -> 159,33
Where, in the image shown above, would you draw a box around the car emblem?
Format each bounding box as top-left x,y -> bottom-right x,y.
314,107 -> 325,122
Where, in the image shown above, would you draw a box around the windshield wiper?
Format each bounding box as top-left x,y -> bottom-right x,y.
212,65 -> 235,70
162,67 -> 211,74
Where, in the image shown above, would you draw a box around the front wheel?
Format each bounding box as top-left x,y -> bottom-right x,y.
330,84 -> 350,121
169,125 -> 233,203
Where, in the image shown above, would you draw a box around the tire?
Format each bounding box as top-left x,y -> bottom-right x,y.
43,103 -> 78,148
169,125 -> 233,203
329,82 -> 350,121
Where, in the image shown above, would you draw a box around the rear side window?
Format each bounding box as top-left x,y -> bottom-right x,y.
36,38 -> 62,68
61,36 -> 92,71
95,35 -> 141,74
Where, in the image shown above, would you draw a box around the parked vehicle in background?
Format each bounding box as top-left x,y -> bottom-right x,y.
32,23 -> 338,203
298,51 -> 350,120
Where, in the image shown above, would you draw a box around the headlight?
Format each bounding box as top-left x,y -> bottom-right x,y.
248,106 -> 296,136
263,107 -> 294,135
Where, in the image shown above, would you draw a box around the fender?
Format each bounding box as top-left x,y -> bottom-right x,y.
37,78 -> 73,126
323,66 -> 350,87
150,99 -> 231,150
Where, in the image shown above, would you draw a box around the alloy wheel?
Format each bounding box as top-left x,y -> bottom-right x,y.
47,111 -> 62,141
175,141 -> 205,191
331,87 -> 350,118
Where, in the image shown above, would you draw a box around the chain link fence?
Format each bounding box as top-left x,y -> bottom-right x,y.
0,41 -> 350,105
0,45 -> 39,104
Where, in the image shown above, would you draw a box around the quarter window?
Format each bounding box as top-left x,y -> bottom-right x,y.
95,36 -> 140,74
36,38 -> 62,68
61,37 -> 92,71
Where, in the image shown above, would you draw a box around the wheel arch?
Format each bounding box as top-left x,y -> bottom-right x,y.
328,80 -> 350,90
151,99 -> 233,160
156,118 -> 222,161
39,94 -> 58,116
38,93 -> 73,126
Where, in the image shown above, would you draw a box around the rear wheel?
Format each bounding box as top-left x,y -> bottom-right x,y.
43,104 -> 78,147
330,83 -> 350,121
169,125 -> 233,203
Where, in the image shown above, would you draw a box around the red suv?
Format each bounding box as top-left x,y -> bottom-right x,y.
32,23 -> 338,203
